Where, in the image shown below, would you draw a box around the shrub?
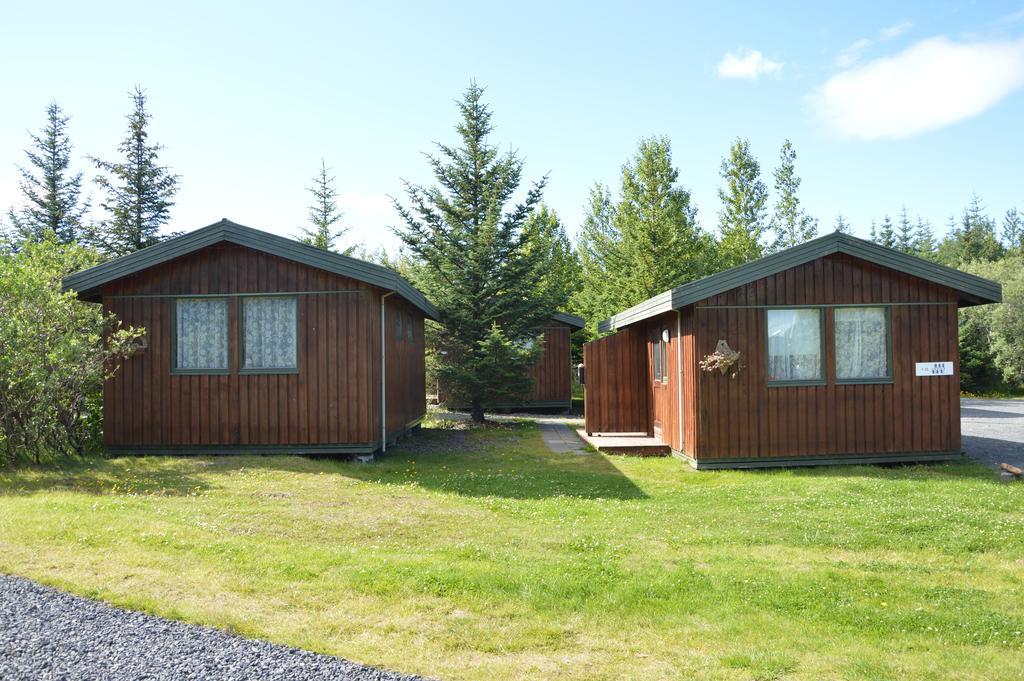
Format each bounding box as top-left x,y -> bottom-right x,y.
0,238 -> 143,464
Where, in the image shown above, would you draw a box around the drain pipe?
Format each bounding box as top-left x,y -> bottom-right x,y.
676,309 -> 683,452
381,291 -> 395,452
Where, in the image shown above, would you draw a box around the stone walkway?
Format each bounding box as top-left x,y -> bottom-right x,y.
538,421 -> 589,454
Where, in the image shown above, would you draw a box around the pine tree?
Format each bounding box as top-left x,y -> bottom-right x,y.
88,87 -> 179,255
877,215 -> 896,249
1003,207 -> 1023,251
717,137 -> 767,267
393,84 -> 558,422
6,102 -> 89,246
895,206 -> 915,252
299,159 -> 350,252
769,139 -> 817,250
833,213 -> 851,233
614,136 -> 710,303
869,219 -> 878,243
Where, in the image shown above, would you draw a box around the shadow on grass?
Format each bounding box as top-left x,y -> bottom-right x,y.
339,420 -> 649,501
0,457 -> 214,497
738,459 -> 1001,484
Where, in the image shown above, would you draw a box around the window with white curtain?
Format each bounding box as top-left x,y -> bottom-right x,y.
767,308 -> 822,383
834,307 -> 890,381
174,298 -> 229,372
241,296 -> 297,371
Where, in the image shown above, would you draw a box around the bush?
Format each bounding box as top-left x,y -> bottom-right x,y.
959,254 -> 1024,393
0,238 -> 143,464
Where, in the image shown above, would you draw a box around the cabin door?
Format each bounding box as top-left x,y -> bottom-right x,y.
650,326 -> 671,443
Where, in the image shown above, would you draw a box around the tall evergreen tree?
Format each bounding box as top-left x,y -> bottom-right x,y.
573,183 -> 628,330
299,159 -> 350,252
88,87 -> 179,255
392,84 -> 557,422
936,194 -> 1004,265
769,139 -> 817,250
869,219 -> 878,243
833,213 -> 850,233
895,206 -> 915,252
717,137 -> 767,267
877,214 -> 896,249
914,216 -> 936,258
1003,207 -> 1023,251
524,204 -> 580,313
6,102 -> 89,245
614,136 -> 710,303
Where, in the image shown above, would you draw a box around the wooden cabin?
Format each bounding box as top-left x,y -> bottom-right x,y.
63,219 -> 439,457
437,312 -> 584,411
583,233 -> 1002,469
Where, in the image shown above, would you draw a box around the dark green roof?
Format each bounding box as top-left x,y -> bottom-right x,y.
598,231 -> 1002,333
62,219 -> 439,320
552,312 -> 585,329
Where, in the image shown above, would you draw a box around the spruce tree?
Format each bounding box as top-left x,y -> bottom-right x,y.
914,216 -> 936,258
1003,207 -> 1023,251
524,204 -> 580,313
573,183 -> 629,330
869,219 -> 878,243
393,84 -> 558,422
6,102 -> 89,246
717,137 -> 767,267
895,206 -> 915,252
936,196 -> 1004,265
769,140 -> 817,250
299,159 -> 350,252
88,87 -> 179,255
877,215 -> 896,249
615,136 -> 710,303
833,213 -> 850,233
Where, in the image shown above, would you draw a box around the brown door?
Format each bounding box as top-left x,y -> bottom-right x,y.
651,327 -> 670,442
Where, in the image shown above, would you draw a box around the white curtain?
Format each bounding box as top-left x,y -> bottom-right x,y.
767,309 -> 821,381
835,307 -> 888,380
243,297 -> 297,369
176,298 -> 228,370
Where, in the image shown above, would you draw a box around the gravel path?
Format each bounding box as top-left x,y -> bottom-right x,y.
0,575 -> 428,681
538,421 -> 589,455
961,398 -> 1024,470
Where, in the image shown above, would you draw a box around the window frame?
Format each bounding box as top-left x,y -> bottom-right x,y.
170,296 -> 232,376
653,335 -> 662,383
237,294 -> 300,375
765,307 -> 827,387
833,305 -> 894,385
660,329 -> 669,386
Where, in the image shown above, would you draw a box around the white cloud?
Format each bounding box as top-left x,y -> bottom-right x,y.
717,49 -> 783,80
811,36 -> 1024,140
836,20 -> 912,67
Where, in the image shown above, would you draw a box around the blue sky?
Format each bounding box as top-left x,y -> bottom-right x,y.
1,1 -> 1023,253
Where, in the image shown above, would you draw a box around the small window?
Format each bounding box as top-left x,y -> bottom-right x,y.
835,307 -> 891,382
395,310 -> 403,341
241,296 -> 298,372
653,337 -> 662,382
174,298 -> 229,373
406,313 -> 414,342
661,330 -> 669,385
767,308 -> 823,384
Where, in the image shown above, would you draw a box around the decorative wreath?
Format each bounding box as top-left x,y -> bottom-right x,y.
699,339 -> 742,378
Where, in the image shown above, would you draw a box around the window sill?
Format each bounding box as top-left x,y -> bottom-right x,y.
171,369 -> 231,376
835,378 -> 895,385
238,368 -> 300,375
767,379 -> 827,387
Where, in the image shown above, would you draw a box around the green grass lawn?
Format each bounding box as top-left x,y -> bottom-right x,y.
1,417 -> 1022,680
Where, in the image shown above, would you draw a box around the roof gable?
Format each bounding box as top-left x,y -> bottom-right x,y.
62,219 -> 439,320
552,312 -> 585,329
599,232 -> 1002,332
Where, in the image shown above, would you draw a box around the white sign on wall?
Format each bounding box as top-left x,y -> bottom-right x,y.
916,361 -> 954,376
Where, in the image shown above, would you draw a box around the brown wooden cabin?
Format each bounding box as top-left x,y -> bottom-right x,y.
583,232 -> 1002,469
63,219 -> 439,457
438,312 -> 584,411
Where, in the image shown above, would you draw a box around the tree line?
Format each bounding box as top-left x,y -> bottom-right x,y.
2,83 -> 1021,463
